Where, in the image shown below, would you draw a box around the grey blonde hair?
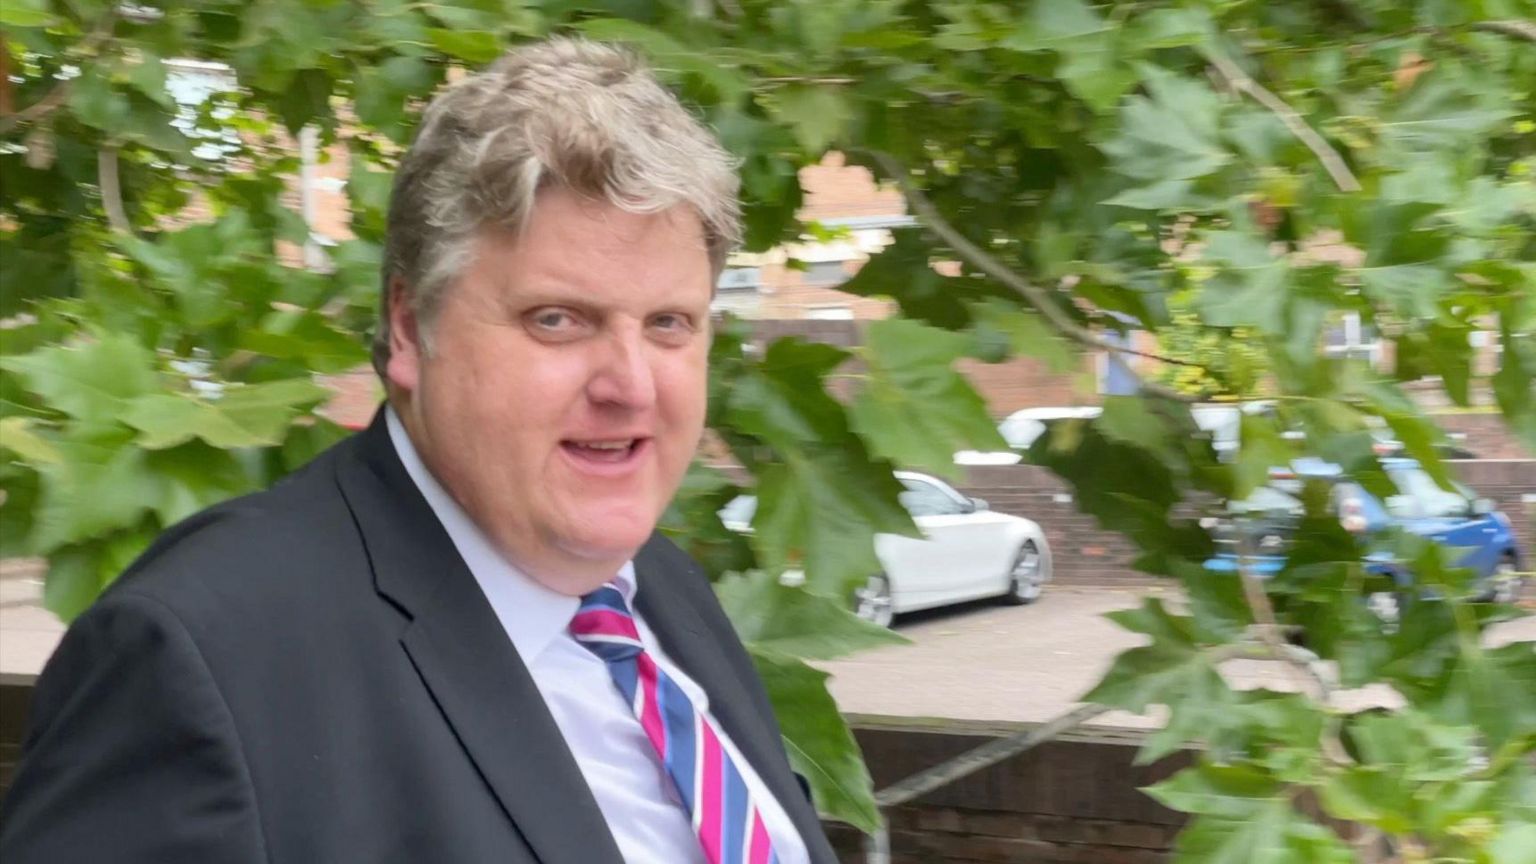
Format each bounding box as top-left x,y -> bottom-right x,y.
373,37 -> 742,375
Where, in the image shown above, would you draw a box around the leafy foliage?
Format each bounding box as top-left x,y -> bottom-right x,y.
2,0 -> 1534,849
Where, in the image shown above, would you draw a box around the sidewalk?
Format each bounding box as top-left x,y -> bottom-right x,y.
4,564 -> 1533,729
0,561 -> 56,687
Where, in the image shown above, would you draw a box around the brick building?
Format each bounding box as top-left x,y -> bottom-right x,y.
292,138 -> 1525,460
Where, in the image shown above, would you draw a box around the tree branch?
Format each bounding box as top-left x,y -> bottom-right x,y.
866,150 -> 1205,402
1206,53 -> 1362,193
0,82 -> 73,136
0,7 -> 120,136
98,146 -> 132,235
872,637 -> 1305,811
1472,19 -> 1536,41
1236,537 -> 1354,767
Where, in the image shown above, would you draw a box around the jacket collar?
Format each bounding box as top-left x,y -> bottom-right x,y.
334,406 -> 624,863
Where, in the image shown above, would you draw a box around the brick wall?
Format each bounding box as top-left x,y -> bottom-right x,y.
1436,414 -> 1533,460
0,683 -> 25,797
823,722 -> 1190,864
798,152 -> 906,222
957,465 -> 1155,588
1,687 -> 1192,864
957,355 -> 1098,417
1455,460 -> 1536,559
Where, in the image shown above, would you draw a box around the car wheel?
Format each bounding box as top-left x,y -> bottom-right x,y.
1489,556 -> 1525,605
1002,541 -> 1045,606
853,574 -> 895,628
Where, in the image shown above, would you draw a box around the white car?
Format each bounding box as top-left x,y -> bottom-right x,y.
719,470 -> 1053,627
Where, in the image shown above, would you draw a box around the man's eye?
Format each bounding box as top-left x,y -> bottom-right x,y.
650,313 -> 693,332
527,308 -> 581,332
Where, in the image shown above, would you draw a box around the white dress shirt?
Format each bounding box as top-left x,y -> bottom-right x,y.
387,411 -> 809,864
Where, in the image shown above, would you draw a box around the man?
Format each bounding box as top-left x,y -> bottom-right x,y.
0,38 -> 838,863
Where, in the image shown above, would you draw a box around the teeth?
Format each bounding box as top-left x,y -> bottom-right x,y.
575,440 -> 632,450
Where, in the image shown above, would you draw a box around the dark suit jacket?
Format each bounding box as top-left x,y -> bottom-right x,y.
0,410 -> 839,863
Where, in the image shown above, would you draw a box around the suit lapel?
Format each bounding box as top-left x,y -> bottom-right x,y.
634,541 -> 839,863
336,410 -> 622,864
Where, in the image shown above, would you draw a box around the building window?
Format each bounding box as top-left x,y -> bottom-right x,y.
806,305 -> 854,320
1323,313 -> 1381,365
801,260 -> 848,286
717,267 -> 762,292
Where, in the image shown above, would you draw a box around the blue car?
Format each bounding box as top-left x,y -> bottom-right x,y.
1206,458 -> 1525,604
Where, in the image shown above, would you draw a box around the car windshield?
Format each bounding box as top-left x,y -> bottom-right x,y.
1385,467 -> 1474,519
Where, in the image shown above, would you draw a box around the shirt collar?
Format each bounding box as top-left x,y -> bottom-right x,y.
385,408 -> 636,662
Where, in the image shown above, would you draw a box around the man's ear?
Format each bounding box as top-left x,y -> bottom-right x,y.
385,276 -> 423,394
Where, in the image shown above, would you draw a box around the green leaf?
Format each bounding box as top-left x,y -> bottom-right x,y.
44,543 -> 114,622
1095,396 -> 1176,463
965,297 -> 1077,371
839,229 -> 1006,330
1489,823 -> 1536,864
575,18 -> 749,104
120,378 -> 327,450
0,417 -> 63,464
1004,0 -> 1106,49
241,310 -> 371,373
126,52 -> 174,109
1234,413 -> 1294,500
1144,763 -> 1284,818
1084,600 -> 1227,713
751,648 -> 880,832
768,84 -> 850,152
144,442 -> 258,527
31,429 -> 160,552
1358,264 -> 1447,321
275,68 -> 333,134
1102,178 -> 1203,211
723,338 -> 915,592
347,161 -> 394,242
725,338 -> 854,449
427,28 -> 503,64
1493,310 -> 1536,452
1380,75 -> 1516,152
1318,767 -> 1413,832
1099,66 -> 1230,182
0,335 -> 159,428
1197,231 -> 1291,332
716,571 -> 908,660
0,0 -> 56,27
1173,804 -> 1354,864
849,318 -> 1004,479
659,461 -> 756,579
121,394 -> 265,449
750,453 -> 912,595
1127,7 -> 1212,49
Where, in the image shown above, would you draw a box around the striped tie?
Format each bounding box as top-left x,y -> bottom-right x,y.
571,584 -> 779,864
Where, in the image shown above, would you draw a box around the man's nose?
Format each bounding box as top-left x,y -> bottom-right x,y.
586,325 -> 657,410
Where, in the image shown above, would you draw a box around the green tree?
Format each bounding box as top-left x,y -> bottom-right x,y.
3,0 -> 1535,854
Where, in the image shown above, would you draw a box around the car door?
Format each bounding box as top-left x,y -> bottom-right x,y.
877,476 -> 1010,611
1384,465 -> 1500,578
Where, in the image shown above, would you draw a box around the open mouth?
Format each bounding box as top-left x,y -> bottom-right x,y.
560,438 -> 648,465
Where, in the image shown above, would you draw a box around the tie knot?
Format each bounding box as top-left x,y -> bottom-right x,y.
571,584 -> 644,661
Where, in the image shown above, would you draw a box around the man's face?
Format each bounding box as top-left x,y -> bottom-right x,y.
386,187 -> 713,596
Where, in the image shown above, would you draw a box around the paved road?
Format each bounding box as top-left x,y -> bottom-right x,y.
5,565 -> 1534,730
818,586 -> 1536,729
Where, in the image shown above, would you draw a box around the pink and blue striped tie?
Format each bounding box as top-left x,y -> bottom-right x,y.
571,584 -> 779,864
